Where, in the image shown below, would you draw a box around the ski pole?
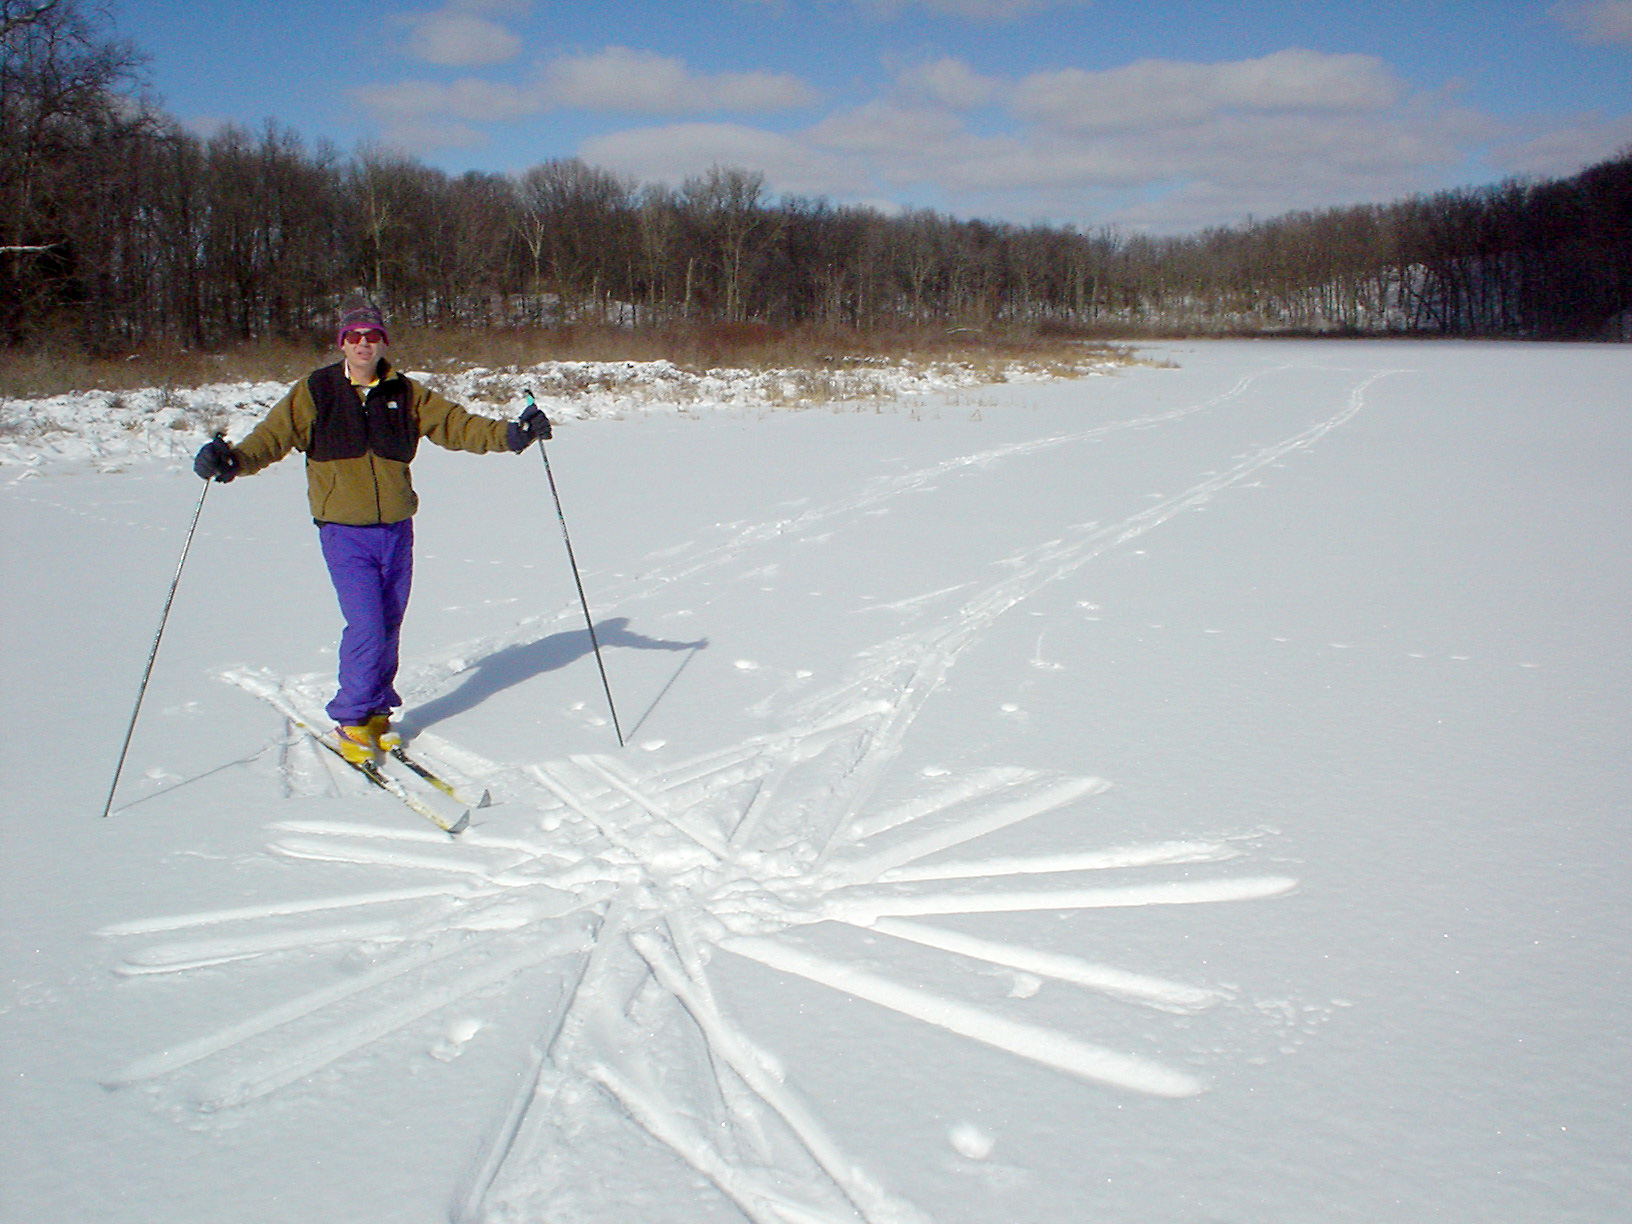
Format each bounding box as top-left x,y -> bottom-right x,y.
101,444 -> 217,818
524,390 -> 625,747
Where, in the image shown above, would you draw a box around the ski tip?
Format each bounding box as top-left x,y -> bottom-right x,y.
477,789 -> 493,809
447,810 -> 471,836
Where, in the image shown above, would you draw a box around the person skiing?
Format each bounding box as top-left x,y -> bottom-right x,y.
192,301 -> 553,764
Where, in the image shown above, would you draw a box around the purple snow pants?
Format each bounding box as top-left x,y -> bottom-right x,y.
318,519 -> 414,725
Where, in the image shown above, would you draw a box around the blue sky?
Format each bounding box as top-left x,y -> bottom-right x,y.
111,0 -> 1631,232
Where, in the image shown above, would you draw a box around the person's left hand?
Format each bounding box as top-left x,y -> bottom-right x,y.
193,436 -> 239,482
508,403 -> 553,451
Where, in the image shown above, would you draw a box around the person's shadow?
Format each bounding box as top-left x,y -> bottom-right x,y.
402,618 -> 707,737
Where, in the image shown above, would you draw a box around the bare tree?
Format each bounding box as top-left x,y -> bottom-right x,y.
0,0 -> 151,340
680,166 -> 783,322
516,159 -> 634,322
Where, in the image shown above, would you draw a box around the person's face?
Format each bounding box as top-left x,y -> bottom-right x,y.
341,328 -> 386,370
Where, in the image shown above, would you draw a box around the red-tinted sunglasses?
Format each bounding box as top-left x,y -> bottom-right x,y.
342,328 -> 386,344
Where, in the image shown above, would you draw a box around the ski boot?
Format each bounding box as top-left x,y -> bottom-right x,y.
333,723 -> 381,765
368,712 -> 403,753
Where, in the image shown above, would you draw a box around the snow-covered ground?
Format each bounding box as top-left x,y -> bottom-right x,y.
2,339 -> 1628,1224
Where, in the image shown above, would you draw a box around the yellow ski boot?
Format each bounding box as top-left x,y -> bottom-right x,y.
368,712 -> 403,753
333,723 -> 380,765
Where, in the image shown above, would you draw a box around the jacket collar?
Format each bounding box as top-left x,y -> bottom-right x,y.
336,357 -> 400,389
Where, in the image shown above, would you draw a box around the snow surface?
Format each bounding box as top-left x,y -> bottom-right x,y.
2,339 -> 1628,1224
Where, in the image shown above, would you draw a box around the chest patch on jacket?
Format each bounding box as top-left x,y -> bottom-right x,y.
307,362 -> 420,463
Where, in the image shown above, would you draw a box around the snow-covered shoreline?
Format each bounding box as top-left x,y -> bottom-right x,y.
0,355 -> 1110,471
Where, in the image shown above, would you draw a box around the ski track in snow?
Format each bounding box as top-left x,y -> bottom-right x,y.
100,364 -> 1399,1224
388,364 -> 1276,703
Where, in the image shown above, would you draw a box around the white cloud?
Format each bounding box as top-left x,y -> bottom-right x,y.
1550,0 -> 1632,45
541,48 -> 817,114
581,123 -> 867,197
788,48 -> 1480,227
1115,110 -> 1473,195
811,100 -> 973,155
572,45 -> 1516,231
351,36 -> 1623,234
811,99 -> 1479,211
353,47 -> 818,153
892,57 -> 1003,110
1491,114 -> 1632,176
1011,49 -> 1404,135
400,0 -> 530,67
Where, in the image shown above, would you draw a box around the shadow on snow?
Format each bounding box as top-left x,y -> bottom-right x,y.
403,617 -> 707,737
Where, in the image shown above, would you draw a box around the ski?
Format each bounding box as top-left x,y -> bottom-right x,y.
311,732 -> 470,835
387,743 -> 491,812
226,670 -> 470,835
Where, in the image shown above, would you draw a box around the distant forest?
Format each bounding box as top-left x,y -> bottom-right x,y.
5,0 -> 1630,352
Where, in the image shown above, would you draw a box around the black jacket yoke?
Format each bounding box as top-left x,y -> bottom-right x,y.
306,361 -> 421,464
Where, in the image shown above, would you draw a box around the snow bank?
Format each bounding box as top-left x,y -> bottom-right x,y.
0,355 -> 1105,471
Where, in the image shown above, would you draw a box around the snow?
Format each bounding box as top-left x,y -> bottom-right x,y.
2,339 -> 1628,1224
0,355 -> 1053,472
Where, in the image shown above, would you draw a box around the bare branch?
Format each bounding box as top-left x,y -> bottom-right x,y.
0,0 -> 66,42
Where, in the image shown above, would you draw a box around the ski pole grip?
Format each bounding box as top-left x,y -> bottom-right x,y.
517,389 -> 551,445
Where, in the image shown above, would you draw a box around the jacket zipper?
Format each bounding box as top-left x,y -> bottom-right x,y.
363,384 -> 384,524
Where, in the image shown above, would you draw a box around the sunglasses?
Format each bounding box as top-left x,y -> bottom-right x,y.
342,328 -> 386,344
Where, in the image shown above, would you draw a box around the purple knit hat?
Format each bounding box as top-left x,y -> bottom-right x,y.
336,304 -> 389,346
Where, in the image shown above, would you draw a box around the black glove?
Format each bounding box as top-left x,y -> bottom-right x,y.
193,437 -> 239,482
507,403 -> 552,451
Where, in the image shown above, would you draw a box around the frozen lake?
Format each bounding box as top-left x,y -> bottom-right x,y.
3,338 -> 1628,1224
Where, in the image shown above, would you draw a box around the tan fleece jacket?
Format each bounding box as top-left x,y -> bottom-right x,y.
231,363 -> 512,525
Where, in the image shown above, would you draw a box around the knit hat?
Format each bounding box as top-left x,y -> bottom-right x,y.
336,303 -> 389,346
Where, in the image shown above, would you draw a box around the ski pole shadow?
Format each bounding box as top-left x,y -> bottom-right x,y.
402,617 -> 707,737
626,641 -> 706,741
107,748 -> 272,816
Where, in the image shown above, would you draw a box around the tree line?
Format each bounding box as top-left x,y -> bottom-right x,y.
5,0 -> 1629,353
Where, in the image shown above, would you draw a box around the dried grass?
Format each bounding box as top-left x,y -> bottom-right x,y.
0,338 -> 331,400
0,323 -> 1132,401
